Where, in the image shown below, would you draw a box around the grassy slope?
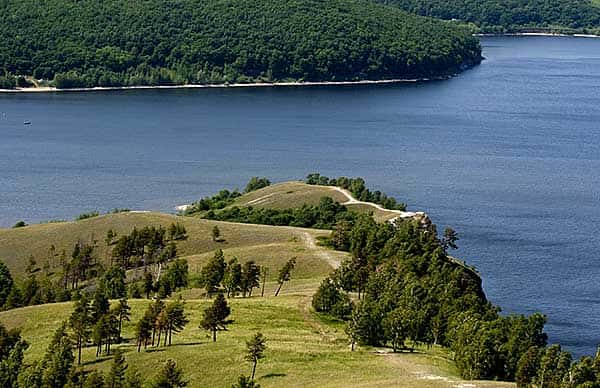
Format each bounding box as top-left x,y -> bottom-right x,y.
0,211 -> 334,279
0,183 -> 514,386
0,295 -> 513,388
233,181 -> 402,222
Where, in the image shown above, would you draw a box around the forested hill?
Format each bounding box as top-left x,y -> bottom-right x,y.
0,0 -> 481,89
379,0 -> 600,34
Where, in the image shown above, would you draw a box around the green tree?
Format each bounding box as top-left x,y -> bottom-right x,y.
103,266 -> 127,298
245,332 -> 266,381
0,338 -> 28,387
83,370 -> 105,388
223,258 -> 242,297
0,261 -> 14,307
274,258 -> 296,296
113,298 -> 131,342
441,227 -> 459,250
164,297 -> 189,346
150,359 -> 187,388
69,295 -> 91,364
200,293 -> 231,342
244,177 -> 271,193
232,375 -> 260,388
212,225 -> 221,242
106,350 -> 127,388
201,250 -> 226,295
42,323 -> 75,387
135,310 -> 153,352
240,261 -> 260,297
143,272 -> 155,299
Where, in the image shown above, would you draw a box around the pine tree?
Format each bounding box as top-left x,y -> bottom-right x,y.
113,299 -> 131,342
150,359 -> 187,388
245,332 -> 266,381
200,293 -> 231,342
274,258 -> 296,296
135,310 -> 153,352
83,370 -> 105,388
201,250 -> 226,295
240,261 -> 260,297
165,297 -> 189,346
42,323 -> 75,387
232,375 -> 261,388
69,295 -> 91,364
106,350 -> 128,388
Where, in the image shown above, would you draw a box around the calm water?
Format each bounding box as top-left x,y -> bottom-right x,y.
1,36 -> 599,357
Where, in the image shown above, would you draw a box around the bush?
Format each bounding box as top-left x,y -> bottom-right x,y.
244,177 -> 271,193
12,221 -> 27,228
76,211 -> 100,221
312,278 -> 352,320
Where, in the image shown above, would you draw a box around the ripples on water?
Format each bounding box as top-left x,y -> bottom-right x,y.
1,36 -> 599,357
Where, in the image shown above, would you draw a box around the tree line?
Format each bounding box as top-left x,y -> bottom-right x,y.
312,213 -> 600,385
0,0 -> 482,89
379,0 -> 600,34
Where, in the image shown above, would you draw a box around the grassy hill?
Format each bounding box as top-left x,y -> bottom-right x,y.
0,211 -> 337,280
232,181 -> 405,223
0,181 -> 518,386
0,294 -> 514,387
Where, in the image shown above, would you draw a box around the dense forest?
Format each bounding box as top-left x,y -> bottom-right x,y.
0,0 -> 482,89
379,0 -> 600,33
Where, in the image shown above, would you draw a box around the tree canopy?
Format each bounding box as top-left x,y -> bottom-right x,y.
380,0 -> 600,34
0,0 -> 481,89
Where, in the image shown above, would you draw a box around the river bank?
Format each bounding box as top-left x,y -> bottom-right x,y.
475,32 -> 600,38
0,77 -> 449,94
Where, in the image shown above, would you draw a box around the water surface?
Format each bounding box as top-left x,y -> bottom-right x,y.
1,36 -> 599,357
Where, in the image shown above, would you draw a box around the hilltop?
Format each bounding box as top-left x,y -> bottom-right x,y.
0,0 -> 481,90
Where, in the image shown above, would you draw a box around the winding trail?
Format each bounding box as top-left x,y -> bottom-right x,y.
301,232 -> 341,269
327,186 -> 421,221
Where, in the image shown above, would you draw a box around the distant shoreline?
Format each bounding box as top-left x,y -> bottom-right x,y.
0,77 -> 449,94
475,32 -> 600,39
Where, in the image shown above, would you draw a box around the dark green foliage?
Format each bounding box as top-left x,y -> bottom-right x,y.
150,359 -> 187,388
244,177 -> 271,193
274,258 -> 296,296
516,346 -> 541,387
12,220 -> 27,228
201,250 -> 226,295
163,258 -> 189,293
76,211 -> 100,221
306,173 -> 406,210
223,259 -> 243,297
200,293 -> 231,342
0,0 -> 481,88
212,225 -> 221,242
233,375 -> 261,388
441,227 -> 459,250
380,0 -> 600,33
184,190 -> 242,215
0,261 -> 14,308
112,225 -> 178,269
69,295 -> 92,364
168,223 -> 188,241
206,196 -> 358,229
240,261 -> 261,298
42,323 -> 75,387
312,278 -> 353,319
103,266 -> 127,299
135,308 -> 153,352
0,324 -> 28,387
0,75 -> 16,89
245,332 -> 267,381
163,297 -> 190,346
83,370 -> 106,388
113,299 -> 132,342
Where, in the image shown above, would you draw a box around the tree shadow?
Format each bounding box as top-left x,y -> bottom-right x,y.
261,373 -> 287,379
82,356 -> 112,366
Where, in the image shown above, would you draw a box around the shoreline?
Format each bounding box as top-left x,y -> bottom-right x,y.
0,77 -> 447,94
475,32 -> 600,39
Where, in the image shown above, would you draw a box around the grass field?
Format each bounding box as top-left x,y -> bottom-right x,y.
0,294 -> 514,388
0,212 -> 335,279
233,181 -> 349,209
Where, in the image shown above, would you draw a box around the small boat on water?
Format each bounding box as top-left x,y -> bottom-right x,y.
23,120 -> 31,125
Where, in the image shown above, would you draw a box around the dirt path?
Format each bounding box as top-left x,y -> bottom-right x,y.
301,232 -> 341,269
327,186 -> 420,221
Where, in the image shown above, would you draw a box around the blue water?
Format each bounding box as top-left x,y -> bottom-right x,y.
1,36 -> 599,357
